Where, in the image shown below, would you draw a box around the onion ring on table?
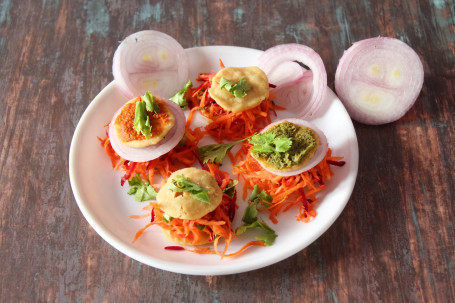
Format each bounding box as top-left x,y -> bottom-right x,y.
113,30 -> 189,99
334,37 -> 424,125
108,99 -> 186,162
256,44 -> 327,119
252,118 -> 328,177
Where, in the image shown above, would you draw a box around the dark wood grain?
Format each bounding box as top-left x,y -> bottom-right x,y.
0,0 -> 454,302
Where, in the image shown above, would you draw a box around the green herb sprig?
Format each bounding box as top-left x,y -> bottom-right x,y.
169,175 -> 210,204
220,77 -> 251,98
197,135 -> 253,165
133,91 -> 160,138
133,99 -> 152,139
127,173 -> 157,202
170,80 -> 192,109
249,132 -> 292,155
235,185 -> 277,246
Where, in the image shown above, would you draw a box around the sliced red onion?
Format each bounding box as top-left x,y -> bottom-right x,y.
335,37 -> 424,125
256,44 -> 327,119
108,99 -> 185,162
113,30 -> 189,99
252,118 -> 328,177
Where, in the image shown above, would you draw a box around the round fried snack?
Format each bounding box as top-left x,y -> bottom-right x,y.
114,97 -> 175,148
157,167 -> 223,220
208,66 -> 269,113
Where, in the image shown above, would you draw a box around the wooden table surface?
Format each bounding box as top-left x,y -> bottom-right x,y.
1,0 -> 454,302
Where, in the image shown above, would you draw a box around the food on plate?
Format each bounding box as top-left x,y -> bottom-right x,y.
107,91 -> 186,163
335,37 -> 424,125
249,119 -> 328,176
114,92 -> 175,148
113,30 -> 189,99
158,168 -> 223,220
234,147 -> 344,223
208,66 -> 269,113
155,167 -> 223,245
257,43 -> 327,119
186,62 -> 280,141
97,31 -> 347,257
132,165 -> 267,256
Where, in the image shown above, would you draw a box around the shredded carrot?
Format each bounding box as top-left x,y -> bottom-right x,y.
233,147 -> 342,223
99,124 -> 206,186
131,176 -> 238,258
222,241 -> 266,257
218,59 -> 226,69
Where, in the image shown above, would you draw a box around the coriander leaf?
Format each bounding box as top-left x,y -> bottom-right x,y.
169,175 -> 203,192
170,80 -> 192,109
127,174 -> 157,202
242,200 -> 259,224
219,77 -> 234,91
274,135 -> 292,153
191,190 -> 210,204
232,78 -> 252,98
249,184 -> 272,204
235,221 -> 260,235
133,99 -> 152,139
220,77 -> 251,98
141,91 -> 160,113
197,135 -> 252,165
197,142 -> 237,165
254,220 -> 278,246
236,185 -> 277,245
249,132 -> 275,145
235,219 -> 277,246
249,132 -> 292,155
222,180 -> 238,198
169,174 -> 210,204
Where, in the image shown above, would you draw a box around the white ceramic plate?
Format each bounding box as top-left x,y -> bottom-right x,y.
69,46 -> 359,275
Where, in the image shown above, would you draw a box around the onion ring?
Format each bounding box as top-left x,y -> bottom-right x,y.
108,99 -> 186,162
113,30 -> 189,99
252,118 -> 328,177
334,37 -> 424,125
256,44 -> 327,118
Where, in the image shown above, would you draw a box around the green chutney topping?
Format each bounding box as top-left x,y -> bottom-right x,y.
250,121 -> 319,169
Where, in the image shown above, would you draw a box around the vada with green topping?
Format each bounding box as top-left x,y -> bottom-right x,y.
248,119 -> 328,177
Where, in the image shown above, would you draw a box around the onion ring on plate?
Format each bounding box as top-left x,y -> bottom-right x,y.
108,99 -> 186,162
113,30 -> 189,99
335,37 -> 424,125
256,44 -> 327,119
252,118 -> 328,177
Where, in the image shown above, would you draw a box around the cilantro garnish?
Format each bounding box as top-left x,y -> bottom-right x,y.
133,99 -> 152,139
249,132 -> 292,155
236,220 -> 277,246
249,184 -> 273,207
170,80 -> 192,109
133,91 -> 161,138
169,175 -> 210,204
235,185 -> 277,246
141,91 -> 160,113
127,174 -> 157,202
220,77 -> 252,98
197,135 -> 252,165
